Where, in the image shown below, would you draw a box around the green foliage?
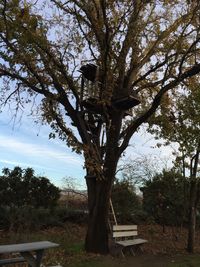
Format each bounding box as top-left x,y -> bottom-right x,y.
141,170 -> 189,226
0,205 -> 88,231
0,166 -> 60,209
112,178 -> 143,223
149,84 -> 200,156
0,166 -> 62,230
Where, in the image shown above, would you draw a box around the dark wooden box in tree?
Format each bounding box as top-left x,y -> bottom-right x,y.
79,64 -> 97,82
113,94 -> 141,110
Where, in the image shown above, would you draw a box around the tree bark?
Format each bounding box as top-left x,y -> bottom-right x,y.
187,180 -> 197,253
84,110 -> 122,254
85,176 -> 111,254
187,145 -> 200,253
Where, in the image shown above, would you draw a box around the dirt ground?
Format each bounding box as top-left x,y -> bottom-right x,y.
139,224 -> 200,254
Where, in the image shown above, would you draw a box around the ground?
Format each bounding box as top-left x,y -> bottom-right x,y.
1,223 -> 200,266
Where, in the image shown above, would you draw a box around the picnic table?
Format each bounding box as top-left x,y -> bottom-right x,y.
0,241 -> 59,267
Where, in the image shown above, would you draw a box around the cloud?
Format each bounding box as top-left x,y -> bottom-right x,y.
0,134 -> 82,166
0,159 -> 54,170
0,112 -> 74,152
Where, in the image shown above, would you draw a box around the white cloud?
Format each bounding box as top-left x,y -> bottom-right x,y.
0,159 -> 54,170
0,134 -> 82,165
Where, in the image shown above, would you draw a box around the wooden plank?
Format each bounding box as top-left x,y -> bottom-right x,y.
113,230 -> 138,238
113,225 -> 137,231
116,238 -> 148,247
0,241 -> 59,254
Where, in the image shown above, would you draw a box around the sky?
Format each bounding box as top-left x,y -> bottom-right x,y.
0,107 -> 85,189
0,103 -> 175,189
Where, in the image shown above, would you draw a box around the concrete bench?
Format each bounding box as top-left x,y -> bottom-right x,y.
0,241 -> 61,267
113,225 -> 147,257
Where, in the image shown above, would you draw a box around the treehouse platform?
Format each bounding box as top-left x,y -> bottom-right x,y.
112,95 -> 141,110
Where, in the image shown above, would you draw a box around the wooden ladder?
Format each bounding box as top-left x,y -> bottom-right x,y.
109,198 -> 117,231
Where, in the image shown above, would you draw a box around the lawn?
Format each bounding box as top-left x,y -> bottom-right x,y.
67,255 -> 200,267
1,223 -> 200,267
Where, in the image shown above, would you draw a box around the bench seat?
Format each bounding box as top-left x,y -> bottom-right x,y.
113,225 -> 147,257
116,238 -> 147,247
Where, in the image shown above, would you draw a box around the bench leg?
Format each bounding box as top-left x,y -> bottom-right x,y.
120,248 -> 125,258
21,249 -> 44,267
110,244 -> 125,258
134,244 -> 144,255
130,247 -> 135,256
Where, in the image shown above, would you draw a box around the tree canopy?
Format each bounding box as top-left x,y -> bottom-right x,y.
147,77 -> 200,252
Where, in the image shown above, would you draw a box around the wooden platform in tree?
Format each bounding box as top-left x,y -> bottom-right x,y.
113,95 -> 141,110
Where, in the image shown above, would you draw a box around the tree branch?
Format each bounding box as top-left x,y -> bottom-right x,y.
119,63 -> 200,155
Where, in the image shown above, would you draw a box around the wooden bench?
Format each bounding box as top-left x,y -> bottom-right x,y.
112,225 -> 147,257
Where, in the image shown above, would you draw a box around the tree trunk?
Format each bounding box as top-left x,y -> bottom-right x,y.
84,112 -> 122,254
187,147 -> 200,253
187,180 -> 197,253
187,206 -> 196,253
85,176 -> 111,254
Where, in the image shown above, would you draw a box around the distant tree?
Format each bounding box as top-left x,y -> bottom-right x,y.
141,170 -> 189,232
112,178 -> 142,223
148,82 -> 200,252
118,155 -> 165,186
0,166 -> 60,209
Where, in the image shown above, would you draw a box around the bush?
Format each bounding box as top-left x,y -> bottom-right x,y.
0,206 -> 88,231
112,178 -> 145,224
0,166 -> 60,209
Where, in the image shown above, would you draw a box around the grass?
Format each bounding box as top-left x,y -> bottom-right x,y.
1,224 -> 200,267
0,223 -> 87,266
68,259 -> 103,267
168,255 -> 200,267
64,255 -> 200,267
66,254 -> 200,267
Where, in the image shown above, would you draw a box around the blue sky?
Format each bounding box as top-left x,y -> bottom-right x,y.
0,102 -> 174,189
0,107 -> 85,189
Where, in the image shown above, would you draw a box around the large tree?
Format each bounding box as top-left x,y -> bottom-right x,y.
0,0 -> 200,254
